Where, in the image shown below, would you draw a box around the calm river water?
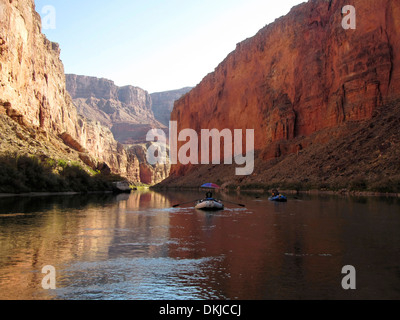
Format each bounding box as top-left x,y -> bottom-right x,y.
0,190 -> 399,300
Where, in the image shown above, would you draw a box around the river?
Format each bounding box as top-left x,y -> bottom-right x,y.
0,190 -> 399,300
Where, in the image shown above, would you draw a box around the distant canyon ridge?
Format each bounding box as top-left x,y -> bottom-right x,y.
66,74 -> 191,144
65,74 -> 192,184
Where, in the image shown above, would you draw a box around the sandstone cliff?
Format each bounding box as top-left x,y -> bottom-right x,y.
66,74 -> 163,133
0,0 -> 139,182
161,0 -> 400,189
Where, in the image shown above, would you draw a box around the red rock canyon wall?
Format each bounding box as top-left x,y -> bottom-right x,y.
170,0 -> 400,176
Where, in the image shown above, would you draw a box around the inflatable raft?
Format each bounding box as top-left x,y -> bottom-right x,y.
268,195 -> 288,202
195,199 -> 224,211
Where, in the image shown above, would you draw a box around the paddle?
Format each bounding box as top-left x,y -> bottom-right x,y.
221,200 -> 246,207
172,200 -> 200,208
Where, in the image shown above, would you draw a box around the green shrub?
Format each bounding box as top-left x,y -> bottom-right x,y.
0,153 -> 125,193
349,177 -> 368,191
368,177 -> 400,193
60,164 -> 91,192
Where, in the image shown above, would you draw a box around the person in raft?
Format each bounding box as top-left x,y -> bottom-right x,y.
272,189 -> 279,197
206,192 -> 213,199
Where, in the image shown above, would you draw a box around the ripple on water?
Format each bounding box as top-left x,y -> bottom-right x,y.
55,256 -> 226,300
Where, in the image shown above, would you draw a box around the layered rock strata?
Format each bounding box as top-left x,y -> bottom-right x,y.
66,74 -> 163,134
66,74 -> 171,183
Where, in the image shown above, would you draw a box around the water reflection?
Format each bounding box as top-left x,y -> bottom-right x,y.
0,191 -> 399,300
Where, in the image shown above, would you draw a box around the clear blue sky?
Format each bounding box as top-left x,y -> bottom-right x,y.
35,0 -> 304,93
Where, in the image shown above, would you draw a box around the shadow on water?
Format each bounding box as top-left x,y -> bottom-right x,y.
0,193 -> 119,215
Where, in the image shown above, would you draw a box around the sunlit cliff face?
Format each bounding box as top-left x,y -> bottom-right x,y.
170,0 -> 400,177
